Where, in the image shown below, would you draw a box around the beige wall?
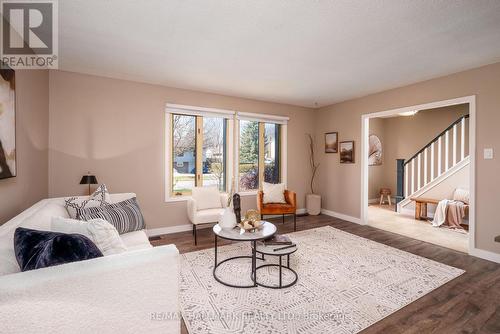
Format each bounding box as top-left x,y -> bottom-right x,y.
0,70 -> 49,224
48,71 -> 315,230
315,61 -> 500,255
368,104 -> 469,198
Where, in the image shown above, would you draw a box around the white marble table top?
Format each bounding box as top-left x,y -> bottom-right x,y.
213,221 -> 276,241
254,242 -> 297,256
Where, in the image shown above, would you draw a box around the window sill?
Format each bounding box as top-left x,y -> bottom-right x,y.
164,192 -> 231,203
165,196 -> 190,203
164,192 -> 256,202
238,191 -> 258,197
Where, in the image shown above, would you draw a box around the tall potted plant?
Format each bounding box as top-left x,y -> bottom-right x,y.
306,134 -> 321,215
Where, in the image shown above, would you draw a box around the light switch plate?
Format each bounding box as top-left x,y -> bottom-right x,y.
484,148 -> 494,160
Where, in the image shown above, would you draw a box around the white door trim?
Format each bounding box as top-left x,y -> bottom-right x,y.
360,96 -> 476,253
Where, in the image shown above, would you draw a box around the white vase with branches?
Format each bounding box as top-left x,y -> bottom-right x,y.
306,134 -> 321,215
219,179 -> 237,229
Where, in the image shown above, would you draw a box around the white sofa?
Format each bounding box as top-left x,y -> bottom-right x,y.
0,193 -> 180,334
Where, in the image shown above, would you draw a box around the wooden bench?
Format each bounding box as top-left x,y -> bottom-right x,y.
410,197 -> 440,220
411,197 -> 470,230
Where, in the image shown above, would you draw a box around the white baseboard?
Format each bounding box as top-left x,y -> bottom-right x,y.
320,209 -> 362,225
469,247 -> 500,264
368,197 -> 396,204
147,224 -> 191,237
147,208 -> 307,237
297,208 -> 307,215
147,223 -> 215,237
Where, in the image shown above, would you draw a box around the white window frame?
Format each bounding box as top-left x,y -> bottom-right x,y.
164,104 -> 288,201
164,104 -> 235,202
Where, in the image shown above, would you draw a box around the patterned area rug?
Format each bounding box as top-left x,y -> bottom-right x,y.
180,226 -> 464,333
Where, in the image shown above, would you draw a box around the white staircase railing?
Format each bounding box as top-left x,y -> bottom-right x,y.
396,115 -> 469,206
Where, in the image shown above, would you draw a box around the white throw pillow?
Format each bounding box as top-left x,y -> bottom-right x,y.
20,202 -> 70,231
191,186 -> 222,210
51,216 -> 127,256
64,184 -> 110,219
453,188 -> 470,204
262,182 -> 286,204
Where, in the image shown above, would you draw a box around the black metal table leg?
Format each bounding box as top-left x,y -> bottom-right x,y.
279,256 -> 282,288
214,234 -> 218,267
287,254 -> 290,268
252,240 -> 257,287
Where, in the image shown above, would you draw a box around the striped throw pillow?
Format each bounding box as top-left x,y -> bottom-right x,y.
78,197 -> 145,234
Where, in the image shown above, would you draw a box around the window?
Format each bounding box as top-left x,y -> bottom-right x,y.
238,121 -> 281,191
264,123 -> 280,184
238,120 -> 260,191
202,117 -> 227,191
166,104 -> 288,200
172,114 -> 196,195
170,113 -> 228,196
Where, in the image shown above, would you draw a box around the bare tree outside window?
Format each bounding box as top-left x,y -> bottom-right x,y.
203,117 -> 226,191
172,114 -> 196,195
171,114 -> 227,195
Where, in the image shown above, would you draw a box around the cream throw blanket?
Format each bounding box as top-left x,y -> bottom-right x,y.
432,199 -> 450,227
432,200 -> 466,229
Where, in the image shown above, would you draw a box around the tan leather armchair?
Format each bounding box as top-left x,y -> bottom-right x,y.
257,190 -> 297,231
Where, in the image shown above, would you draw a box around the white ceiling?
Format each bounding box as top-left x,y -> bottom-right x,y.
59,0 -> 500,107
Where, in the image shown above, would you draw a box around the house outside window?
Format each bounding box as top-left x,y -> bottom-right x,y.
170,113 -> 228,196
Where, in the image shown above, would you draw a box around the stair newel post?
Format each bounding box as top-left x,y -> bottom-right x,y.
395,159 -> 405,212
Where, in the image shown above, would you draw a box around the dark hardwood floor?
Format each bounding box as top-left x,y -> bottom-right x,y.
151,214 -> 500,334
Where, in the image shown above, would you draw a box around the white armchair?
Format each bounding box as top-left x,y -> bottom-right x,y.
187,187 -> 228,245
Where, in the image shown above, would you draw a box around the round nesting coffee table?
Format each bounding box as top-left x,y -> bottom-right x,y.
252,243 -> 298,289
213,222 -> 276,288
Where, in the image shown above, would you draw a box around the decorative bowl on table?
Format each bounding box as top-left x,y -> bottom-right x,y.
245,209 -> 260,223
237,209 -> 263,232
238,220 -> 263,233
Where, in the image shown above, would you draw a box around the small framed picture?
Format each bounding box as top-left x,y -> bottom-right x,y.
325,132 -> 338,153
340,141 -> 355,163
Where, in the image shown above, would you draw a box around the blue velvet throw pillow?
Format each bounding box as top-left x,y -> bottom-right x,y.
14,227 -> 103,272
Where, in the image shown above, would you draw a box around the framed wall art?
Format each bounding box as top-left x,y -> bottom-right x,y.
325,132 -> 338,153
339,140 -> 354,163
0,64 -> 16,179
368,134 -> 382,166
